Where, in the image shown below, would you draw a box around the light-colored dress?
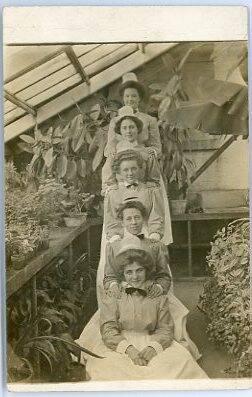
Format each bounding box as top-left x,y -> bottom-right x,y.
85,290 -> 208,381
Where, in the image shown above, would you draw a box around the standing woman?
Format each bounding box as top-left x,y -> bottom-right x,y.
104,72 -> 162,158
104,72 -> 172,245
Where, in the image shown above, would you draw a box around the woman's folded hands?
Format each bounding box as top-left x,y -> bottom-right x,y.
126,345 -> 157,366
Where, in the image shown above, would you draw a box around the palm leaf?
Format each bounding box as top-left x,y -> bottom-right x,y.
31,347 -> 54,373
19,134 -> 35,145
29,336 -> 104,359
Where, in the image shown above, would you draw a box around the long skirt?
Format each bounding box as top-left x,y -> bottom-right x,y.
85,331 -> 208,381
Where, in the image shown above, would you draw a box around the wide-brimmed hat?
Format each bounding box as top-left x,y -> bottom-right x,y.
114,106 -> 143,135
115,236 -> 154,275
119,72 -> 146,99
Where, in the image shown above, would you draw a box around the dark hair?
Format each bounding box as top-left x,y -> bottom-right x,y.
114,115 -> 143,135
116,200 -> 147,220
112,150 -> 143,175
116,249 -> 154,281
119,81 -> 146,100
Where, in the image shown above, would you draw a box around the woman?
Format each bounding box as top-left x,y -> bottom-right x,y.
103,72 -> 172,245
86,238 -> 208,381
102,106 -> 160,193
104,72 -> 162,158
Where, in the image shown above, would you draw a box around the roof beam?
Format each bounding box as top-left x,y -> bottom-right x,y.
4,90 -> 37,117
138,43 -> 146,53
4,46 -> 69,84
4,43 -> 178,143
64,46 -> 90,85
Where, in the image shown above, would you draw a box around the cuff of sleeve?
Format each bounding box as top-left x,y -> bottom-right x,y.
109,281 -> 118,288
109,235 -> 121,243
156,284 -> 163,294
116,340 -> 132,354
149,232 -> 161,241
147,341 -> 163,354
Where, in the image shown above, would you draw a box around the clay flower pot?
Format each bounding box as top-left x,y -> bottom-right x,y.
64,213 -> 87,227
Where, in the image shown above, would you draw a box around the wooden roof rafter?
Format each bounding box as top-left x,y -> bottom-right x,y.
4,46 -> 69,85
64,46 -> 90,85
138,43 -> 146,53
4,89 -> 37,117
4,42 -> 178,142
4,43 -> 137,127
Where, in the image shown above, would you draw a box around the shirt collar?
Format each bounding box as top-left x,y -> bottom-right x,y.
123,181 -> 139,188
124,229 -> 143,238
117,140 -> 139,150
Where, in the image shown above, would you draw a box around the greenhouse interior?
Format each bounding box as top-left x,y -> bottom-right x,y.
4,42 -> 250,383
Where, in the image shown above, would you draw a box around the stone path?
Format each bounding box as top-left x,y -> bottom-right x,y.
174,280 -> 234,378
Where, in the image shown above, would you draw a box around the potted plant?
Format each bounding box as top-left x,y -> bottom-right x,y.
61,187 -> 94,227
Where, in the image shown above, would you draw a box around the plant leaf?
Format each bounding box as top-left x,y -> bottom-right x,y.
29,336 -> 104,358
72,130 -> 85,153
56,155 -> 68,178
17,142 -> 34,154
52,138 -> 62,145
158,97 -> 172,120
92,138 -> 105,171
34,128 -> 44,142
89,104 -> 101,121
20,134 -> 35,145
88,135 -> 98,154
43,147 -> 54,167
77,159 -> 87,178
65,159 -> 77,179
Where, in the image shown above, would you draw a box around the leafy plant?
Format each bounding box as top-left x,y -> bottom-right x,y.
199,219 -> 251,377
19,98 -> 121,192
8,250 -> 101,382
149,47 -> 198,198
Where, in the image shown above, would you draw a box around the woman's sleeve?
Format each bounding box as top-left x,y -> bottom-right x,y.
146,154 -> 161,185
147,116 -> 162,158
100,293 -> 128,352
104,191 -> 123,240
147,185 -> 165,238
104,118 -> 117,158
149,296 -> 174,352
103,243 -> 117,290
102,156 -> 117,194
153,243 -> 171,294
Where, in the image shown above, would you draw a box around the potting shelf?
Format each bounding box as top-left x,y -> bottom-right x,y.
7,218 -> 103,299
170,207 -> 249,278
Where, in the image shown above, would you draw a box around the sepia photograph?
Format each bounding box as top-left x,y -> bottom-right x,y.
2,6 -> 250,392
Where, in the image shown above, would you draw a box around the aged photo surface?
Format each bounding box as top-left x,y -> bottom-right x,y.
3,6 -> 250,392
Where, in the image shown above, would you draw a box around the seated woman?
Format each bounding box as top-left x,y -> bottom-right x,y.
86,238 -> 208,381
102,106 -> 160,193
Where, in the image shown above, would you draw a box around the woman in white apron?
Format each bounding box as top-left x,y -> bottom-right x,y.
86,239 -> 208,381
